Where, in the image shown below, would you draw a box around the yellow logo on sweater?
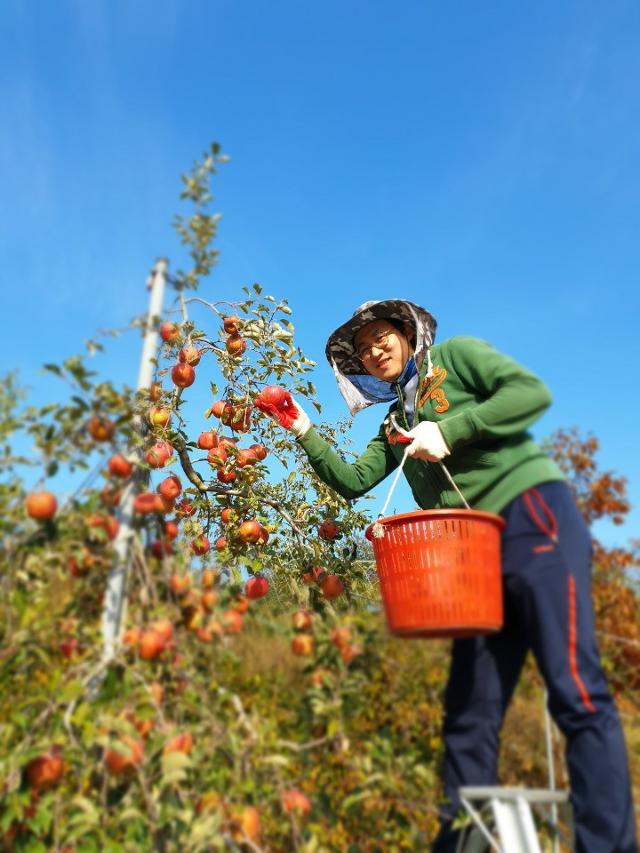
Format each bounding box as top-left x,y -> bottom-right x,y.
419,366 -> 449,413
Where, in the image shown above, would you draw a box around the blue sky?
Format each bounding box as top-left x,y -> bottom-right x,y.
2,1 -> 639,547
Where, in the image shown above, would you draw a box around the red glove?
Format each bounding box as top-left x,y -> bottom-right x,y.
254,390 -> 311,437
388,432 -> 413,446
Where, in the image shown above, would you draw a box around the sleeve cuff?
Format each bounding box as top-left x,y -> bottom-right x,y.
297,426 -> 325,457
438,410 -> 478,450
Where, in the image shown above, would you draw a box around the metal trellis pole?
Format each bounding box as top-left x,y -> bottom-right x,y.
99,257 -> 168,665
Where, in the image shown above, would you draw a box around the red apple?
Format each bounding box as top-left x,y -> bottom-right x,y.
150,540 -> 173,559
175,499 -> 196,517
210,400 -> 227,419
178,345 -> 202,366
309,566 -> 327,583
221,609 -> 243,634
159,321 -> 179,342
158,475 -> 182,500
59,636 -> 79,660
197,430 -> 219,450
238,520 -> 262,544
291,634 -> 314,656
163,520 -> 179,540
245,575 -> 269,599
231,408 -> 251,432
236,448 -> 258,468
281,788 -> 311,817
122,627 -> 141,647
104,736 -> 144,775
223,314 -> 241,334
207,446 -> 228,467
68,548 -> 94,578
86,513 -> 119,541
318,520 -> 340,541
149,620 -> 174,644
249,443 -> 268,461
100,484 -> 122,507
225,334 -> 246,356
215,536 -> 227,552
202,569 -> 219,588
230,806 -> 260,844
233,595 -> 251,615
196,620 -> 223,643
87,415 -> 115,442
291,610 -> 313,631
255,385 -> 287,407
171,363 -> 196,388
138,629 -> 166,660
340,643 -> 363,665
25,491 -> 57,520
219,402 -> 235,426
108,455 -> 133,478
134,492 -> 164,514
201,590 -> 219,612
163,731 -> 193,756
126,713 -> 154,739
25,749 -> 65,791
191,535 -> 210,556
168,575 -> 191,596
330,626 -> 352,650
309,667 -> 331,688
217,468 -> 237,484
145,440 -> 174,468
220,507 -> 237,524
320,574 -> 345,600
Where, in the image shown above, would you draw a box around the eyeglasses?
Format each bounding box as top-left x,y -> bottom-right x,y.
357,331 -> 393,362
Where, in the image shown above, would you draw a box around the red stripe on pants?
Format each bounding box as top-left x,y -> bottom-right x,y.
568,575 -> 595,713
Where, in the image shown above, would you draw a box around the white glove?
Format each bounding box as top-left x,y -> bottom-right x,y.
405,421 -> 450,462
289,399 -> 311,438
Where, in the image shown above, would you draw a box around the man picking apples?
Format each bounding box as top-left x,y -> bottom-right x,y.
255,299 -> 636,853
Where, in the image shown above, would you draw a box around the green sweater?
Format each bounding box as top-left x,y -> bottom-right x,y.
298,336 -> 564,514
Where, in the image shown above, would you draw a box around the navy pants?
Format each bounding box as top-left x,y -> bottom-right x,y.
432,481 -> 637,853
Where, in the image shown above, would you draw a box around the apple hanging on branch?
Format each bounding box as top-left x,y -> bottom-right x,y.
25,491 -> 58,521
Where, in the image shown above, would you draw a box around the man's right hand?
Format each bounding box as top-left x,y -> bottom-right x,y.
254,389 -> 311,438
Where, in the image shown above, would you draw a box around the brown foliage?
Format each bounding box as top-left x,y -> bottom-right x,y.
547,428 -> 640,695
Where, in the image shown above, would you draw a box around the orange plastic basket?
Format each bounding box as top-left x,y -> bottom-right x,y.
368,509 -> 505,638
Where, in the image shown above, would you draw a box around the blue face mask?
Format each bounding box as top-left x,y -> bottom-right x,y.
345,356 -> 418,405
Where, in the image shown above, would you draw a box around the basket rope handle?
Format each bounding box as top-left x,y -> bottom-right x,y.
377,446 -> 411,520
383,414 -> 472,516
436,461 -> 471,510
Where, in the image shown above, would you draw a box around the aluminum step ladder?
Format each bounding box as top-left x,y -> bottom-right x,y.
456,696 -> 573,852
457,786 -> 571,852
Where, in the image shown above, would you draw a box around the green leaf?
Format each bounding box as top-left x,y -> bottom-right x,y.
190,813 -> 223,844
342,790 -> 371,810
68,796 -> 101,827
42,364 -> 62,376
59,679 -> 86,703
161,750 -> 193,786
260,754 -> 290,767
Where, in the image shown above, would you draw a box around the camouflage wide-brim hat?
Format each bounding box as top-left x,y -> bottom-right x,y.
325,299 -> 437,376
